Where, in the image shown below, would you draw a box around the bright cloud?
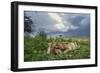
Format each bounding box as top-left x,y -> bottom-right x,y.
54,23 -> 65,29
47,13 -> 63,23
47,13 -> 71,32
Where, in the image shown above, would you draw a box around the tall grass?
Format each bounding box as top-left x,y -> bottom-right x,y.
24,34 -> 90,62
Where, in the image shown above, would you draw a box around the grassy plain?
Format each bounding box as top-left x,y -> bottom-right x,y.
24,35 -> 90,62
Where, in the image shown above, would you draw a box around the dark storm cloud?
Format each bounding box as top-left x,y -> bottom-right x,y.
24,11 -> 90,37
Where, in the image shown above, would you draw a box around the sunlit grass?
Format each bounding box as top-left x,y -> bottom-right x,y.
24,36 -> 90,62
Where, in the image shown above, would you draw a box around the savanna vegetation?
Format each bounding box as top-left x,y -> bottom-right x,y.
24,31 -> 90,62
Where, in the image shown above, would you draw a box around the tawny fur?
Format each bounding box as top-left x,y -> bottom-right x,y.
47,42 -> 80,54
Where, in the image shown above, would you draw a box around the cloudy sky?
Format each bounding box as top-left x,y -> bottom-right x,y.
24,11 -> 90,37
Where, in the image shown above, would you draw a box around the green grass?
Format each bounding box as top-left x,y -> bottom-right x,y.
24,36 -> 90,62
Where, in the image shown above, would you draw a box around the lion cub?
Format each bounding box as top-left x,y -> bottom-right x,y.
47,42 -> 79,55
